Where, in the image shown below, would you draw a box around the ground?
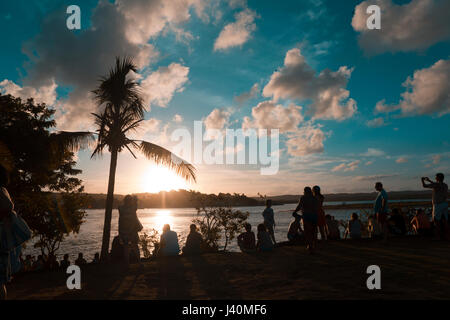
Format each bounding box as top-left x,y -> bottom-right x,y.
7,237 -> 450,300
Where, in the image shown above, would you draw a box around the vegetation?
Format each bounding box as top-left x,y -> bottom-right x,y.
138,229 -> 160,259
0,94 -> 87,256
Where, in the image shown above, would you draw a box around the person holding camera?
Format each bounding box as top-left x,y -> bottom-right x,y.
422,173 -> 448,240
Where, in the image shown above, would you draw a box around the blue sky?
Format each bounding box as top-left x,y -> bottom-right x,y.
1,0 -> 449,195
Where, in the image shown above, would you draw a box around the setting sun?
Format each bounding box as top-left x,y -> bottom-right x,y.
140,165 -> 189,193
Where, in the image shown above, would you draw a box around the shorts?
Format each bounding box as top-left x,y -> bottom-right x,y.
376,212 -> 388,225
302,213 -> 318,226
433,202 -> 448,221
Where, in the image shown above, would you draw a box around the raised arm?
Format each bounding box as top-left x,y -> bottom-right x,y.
421,177 -> 434,189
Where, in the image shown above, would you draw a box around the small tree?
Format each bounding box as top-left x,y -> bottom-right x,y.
138,229 -> 160,258
194,206 -> 249,251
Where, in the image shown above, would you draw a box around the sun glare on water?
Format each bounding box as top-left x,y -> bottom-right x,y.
141,165 -> 188,193
154,209 -> 173,232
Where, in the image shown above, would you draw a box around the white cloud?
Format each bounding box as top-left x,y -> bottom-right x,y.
262,48 -> 356,120
140,63 -> 190,108
354,174 -> 398,182
285,124 -> 327,156
361,148 -> 385,157
396,157 -> 408,163
366,117 -> 386,128
242,101 -> 304,133
173,114 -> 184,123
432,154 -> 441,165
376,59 -> 450,117
204,108 -> 231,130
332,160 -> 360,172
214,8 -> 257,51
352,0 -> 450,55
0,79 -> 57,106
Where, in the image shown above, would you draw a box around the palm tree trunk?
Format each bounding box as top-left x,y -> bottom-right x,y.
100,147 -> 118,260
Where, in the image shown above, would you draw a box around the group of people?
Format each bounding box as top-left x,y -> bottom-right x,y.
19,252 -> 100,273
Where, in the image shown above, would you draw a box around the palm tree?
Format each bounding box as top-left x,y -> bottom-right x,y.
56,57 -> 196,259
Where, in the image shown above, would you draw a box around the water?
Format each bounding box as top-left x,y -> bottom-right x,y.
22,203 -> 372,262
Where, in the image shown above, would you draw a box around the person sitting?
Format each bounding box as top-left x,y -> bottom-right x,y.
388,208 -> 407,236
256,223 -> 274,252
287,215 -> 304,243
60,254 -> 70,270
32,255 -> 45,271
411,208 -> 432,237
345,213 -> 362,239
158,224 -> 180,256
325,215 -> 340,240
367,215 -> 382,239
237,223 -> 256,253
22,255 -> 33,272
182,224 -> 203,255
91,253 -> 100,264
75,253 -> 87,266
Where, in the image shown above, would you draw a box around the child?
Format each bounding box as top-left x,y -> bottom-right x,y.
368,215 -> 381,239
287,215 -> 304,243
262,199 -> 276,244
237,223 -> 256,253
345,213 -> 362,239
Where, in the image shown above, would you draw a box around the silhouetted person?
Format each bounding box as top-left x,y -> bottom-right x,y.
388,208 -> 406,236
45,253 -> 60,271
237,223 -> 256,253
33,255 -> 45,271
287,215 -> 304,243
422,173 -> 448,240
313,186 -> 327,241
23,255 -> 33,272
325,215 -> 340,240
159,224 -> 180,256
367,215 -> 381,239
345,213 -> 362,239
118,195 -> 142,263
60,254 -> 70,270
262,199 -> 276,244
182,224 -> 203,255
256,224 -> 274,252
91,253 -> 100,264
293,187 -> 319,254
75,253 -> 87,266
411,208 -> 432,237
374,182 -> 389,241
1,164 -> 31,299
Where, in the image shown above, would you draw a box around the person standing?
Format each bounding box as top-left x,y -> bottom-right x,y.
0,164 -> 31,300
262,199 -> 276,244
293,187 -> 319,254
312,186 -> 327,241
422,173 -> 448,240
374,182 -> 389,241
118,195 -> 143,263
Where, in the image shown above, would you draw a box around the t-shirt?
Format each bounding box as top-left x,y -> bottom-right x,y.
262,207 -> 275,226
160,230 -> 180,256
184,231 -> 203,253
427,182 -> 448,205
374,189 -> 388,214
295,194 -> 319,215
348,220 -> 362,238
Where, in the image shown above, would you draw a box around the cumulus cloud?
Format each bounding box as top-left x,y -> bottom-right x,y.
285,124 -> 327,156
234,83 -> 259,105
366,117 -> 386,128
262,48 -> 356,120
204,108 -> 232,130
352,0 -> 450,55
140,63 -> 190,108
14,0 -> 204,130
214,8 -> 257,51
0,79 -> 57,105
242,101 -> 304,133
332,160 -> 360,172
376,59 -> 450,117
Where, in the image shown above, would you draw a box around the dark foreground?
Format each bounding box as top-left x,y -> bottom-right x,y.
7,237 -> 450,300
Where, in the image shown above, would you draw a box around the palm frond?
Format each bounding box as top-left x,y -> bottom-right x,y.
138,141 -> 196,182
51,131 -> 96,153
